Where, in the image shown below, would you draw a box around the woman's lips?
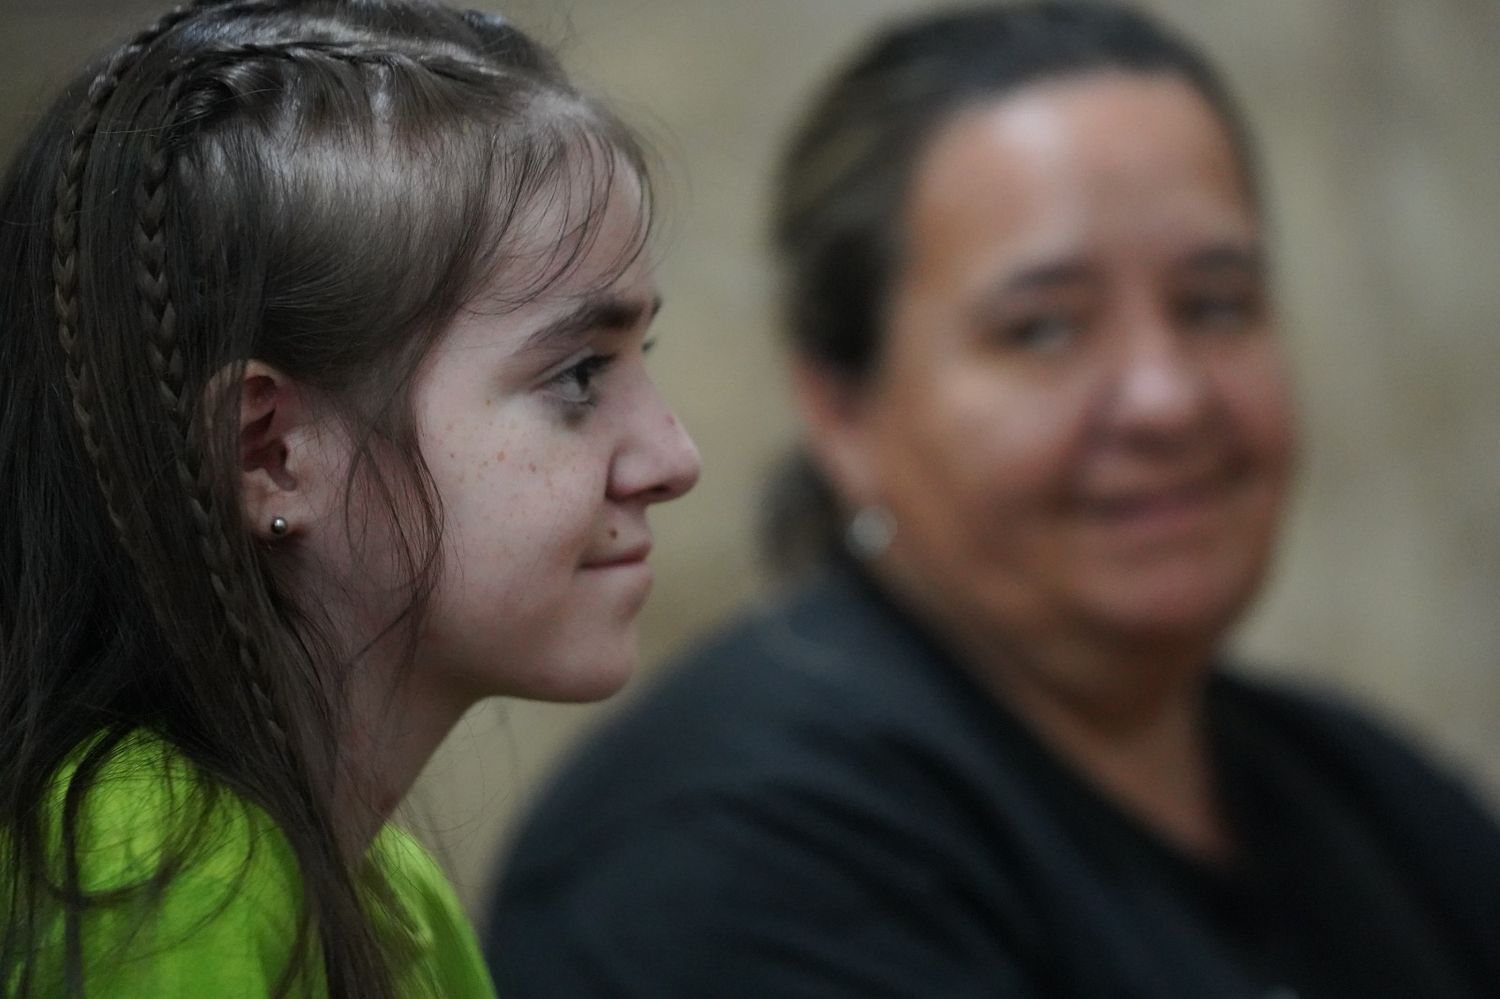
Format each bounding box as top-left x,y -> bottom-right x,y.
1078,475 -> 1232,540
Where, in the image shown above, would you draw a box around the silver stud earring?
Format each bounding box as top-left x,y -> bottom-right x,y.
269,516 -> 289,537
845,506 -> 895,560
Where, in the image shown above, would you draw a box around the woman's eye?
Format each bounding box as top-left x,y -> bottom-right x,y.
1180,294 -> 1260,334
1001,315 -> 1080,352
547,354 -> 615,408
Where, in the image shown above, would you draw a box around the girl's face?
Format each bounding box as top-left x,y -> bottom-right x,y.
405,175 -> 699,704
810,74 -> 1296,654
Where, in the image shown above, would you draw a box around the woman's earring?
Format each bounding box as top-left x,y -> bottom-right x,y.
845,506 -> 895,560
270,516 -> 289,538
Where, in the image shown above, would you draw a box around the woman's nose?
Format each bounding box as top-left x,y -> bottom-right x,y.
608,387 -> 701,504
1106,320 -> 1213,444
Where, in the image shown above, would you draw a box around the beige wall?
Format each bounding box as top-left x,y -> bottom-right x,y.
6,1 -> 1496,919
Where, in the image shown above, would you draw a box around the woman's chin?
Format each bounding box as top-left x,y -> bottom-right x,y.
1077,564 -> 1265,649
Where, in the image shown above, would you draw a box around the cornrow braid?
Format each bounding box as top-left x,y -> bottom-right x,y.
52,0 -> 297,754
171,37 -> 504,111
50,0 -> 291,552
50,4 -> 203,585
133,72 -> 294,753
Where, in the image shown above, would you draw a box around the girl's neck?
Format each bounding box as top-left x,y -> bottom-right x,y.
338,661 -> 476,853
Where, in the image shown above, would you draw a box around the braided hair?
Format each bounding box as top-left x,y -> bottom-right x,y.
0,2 -> 651,995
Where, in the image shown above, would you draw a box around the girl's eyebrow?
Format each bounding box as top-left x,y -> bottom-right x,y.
520,292 -> 663,355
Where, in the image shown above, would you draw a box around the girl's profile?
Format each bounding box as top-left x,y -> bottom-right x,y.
0,1 -> 697,995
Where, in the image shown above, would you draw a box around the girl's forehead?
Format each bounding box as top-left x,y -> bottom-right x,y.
440,198 -> 657,360
468,167 -> 652,310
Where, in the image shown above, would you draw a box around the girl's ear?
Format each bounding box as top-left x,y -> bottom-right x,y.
235,361 -> 333,542
789,355 -> 881,511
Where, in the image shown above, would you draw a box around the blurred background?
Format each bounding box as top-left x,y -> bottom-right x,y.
4,0 -> 1496,920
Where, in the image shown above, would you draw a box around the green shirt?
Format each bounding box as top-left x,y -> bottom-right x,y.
11,732 -> 496,997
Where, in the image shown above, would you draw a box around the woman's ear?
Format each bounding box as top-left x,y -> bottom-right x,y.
234,361 -> 327,542
789,355 -> 882,510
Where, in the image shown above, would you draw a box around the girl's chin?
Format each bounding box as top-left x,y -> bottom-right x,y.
507,645 -> 640,704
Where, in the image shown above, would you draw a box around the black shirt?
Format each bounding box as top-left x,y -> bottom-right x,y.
489,568 -> 1500,998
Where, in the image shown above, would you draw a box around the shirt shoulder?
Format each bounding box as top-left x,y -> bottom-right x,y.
23,734 -> 496,997
374,825 -> 497,998
29,731 -> 311,995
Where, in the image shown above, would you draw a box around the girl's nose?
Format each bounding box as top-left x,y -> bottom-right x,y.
608,393 -> 701,504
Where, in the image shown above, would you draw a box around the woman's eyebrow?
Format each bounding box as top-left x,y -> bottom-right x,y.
1003,259 -> 1098,291
1177,241 -> 1265,275
520,292 -> 663,355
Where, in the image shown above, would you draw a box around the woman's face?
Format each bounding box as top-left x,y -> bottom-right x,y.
407,175 -> 699,704
814,74 -> 1296,652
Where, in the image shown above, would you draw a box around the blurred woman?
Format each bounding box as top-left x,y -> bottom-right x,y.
489,3 -> 1500,997
0,1 -> 697,995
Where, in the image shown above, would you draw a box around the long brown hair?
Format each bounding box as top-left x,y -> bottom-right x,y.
0,1 -> 650,995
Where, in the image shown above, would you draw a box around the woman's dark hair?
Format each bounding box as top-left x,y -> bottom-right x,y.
0,1 -> 649,995
762,0 -> 1259,574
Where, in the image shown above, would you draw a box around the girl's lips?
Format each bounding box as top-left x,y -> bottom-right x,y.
580,542 -> 652,569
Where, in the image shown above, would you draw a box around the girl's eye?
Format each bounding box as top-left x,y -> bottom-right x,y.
547,354 -> 615,409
